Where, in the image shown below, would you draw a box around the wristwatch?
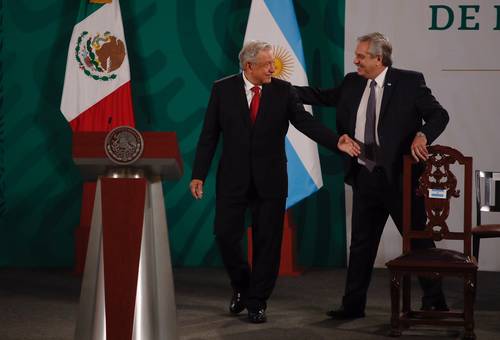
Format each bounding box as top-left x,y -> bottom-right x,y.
415,131 -> 426,138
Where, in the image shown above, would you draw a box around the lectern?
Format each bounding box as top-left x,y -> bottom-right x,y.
72,128 -> 182,340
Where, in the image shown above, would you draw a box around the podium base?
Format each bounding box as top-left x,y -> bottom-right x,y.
75,178 -> 178,340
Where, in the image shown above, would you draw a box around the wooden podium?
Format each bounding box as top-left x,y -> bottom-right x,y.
72,130 -> 182,340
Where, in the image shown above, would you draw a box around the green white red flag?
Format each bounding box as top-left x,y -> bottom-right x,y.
60,0 -> 135,131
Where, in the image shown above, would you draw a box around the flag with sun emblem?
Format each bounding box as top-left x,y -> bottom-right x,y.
60,0 -> 135,132
244,0 -> 323,208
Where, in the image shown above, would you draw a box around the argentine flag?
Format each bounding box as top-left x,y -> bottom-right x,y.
244,0 -> 323,208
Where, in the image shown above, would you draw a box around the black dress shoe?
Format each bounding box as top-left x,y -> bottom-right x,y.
248,309 -> 267,323
326,307 -> 365,320
229,291 -> 245,315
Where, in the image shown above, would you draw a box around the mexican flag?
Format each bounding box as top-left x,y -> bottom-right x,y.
61,0 -> 136,275
60,0 -> 135,132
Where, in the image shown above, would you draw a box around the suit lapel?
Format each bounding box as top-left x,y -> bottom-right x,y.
378,67 -> 397,125
349,77 -> 368,135
254,82 -> 270,127
236,74 -> 252,129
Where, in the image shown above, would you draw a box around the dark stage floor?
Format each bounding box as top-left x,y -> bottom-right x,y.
1,268 -> 499,339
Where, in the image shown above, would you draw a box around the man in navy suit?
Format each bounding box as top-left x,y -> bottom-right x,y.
295,32 -> 450,319
190,40 -> 360,323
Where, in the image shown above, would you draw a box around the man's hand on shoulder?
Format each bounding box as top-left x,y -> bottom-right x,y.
189,179 -> 204,199
411,132 -> 428,162
337,134 -> 361,157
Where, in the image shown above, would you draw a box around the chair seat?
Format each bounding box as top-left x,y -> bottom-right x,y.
386,248 -> 477,270
472,224 -> 500,237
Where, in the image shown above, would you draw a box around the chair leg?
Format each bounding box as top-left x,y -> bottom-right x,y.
472,235 -> 480,261
389,272 -> 402,337
402,275 -> 411,315
463,273 -> 476,340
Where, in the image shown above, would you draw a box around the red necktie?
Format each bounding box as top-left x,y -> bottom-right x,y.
250,86 -> 261,124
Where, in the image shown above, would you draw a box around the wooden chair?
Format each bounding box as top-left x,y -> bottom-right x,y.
472,170 -> 500,261
386,145 -> 477,340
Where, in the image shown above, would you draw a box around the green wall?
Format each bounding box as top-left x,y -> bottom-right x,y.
0,0 -> 346,267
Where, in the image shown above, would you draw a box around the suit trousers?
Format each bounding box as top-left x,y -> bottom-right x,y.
214,186 -> 286,312
342,164 -> 444,313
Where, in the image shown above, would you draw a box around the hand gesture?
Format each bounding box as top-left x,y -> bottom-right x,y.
189,179 -> 204,199
411,133 -> 428,161
337,134 -> 361,157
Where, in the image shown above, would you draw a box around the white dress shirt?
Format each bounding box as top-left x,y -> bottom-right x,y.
242,72 -> 262,108
355,67 -> 388,165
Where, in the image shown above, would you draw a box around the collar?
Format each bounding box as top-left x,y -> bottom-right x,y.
371,66 -> 388,88
242,72 -> 262,91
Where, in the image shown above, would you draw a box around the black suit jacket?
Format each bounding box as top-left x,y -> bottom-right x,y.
295,67 -> 449,184
192,73 -> 339,199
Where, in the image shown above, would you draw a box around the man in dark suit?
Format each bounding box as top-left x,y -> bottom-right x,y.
190,40 -> 360,323
295,32 -> 450,319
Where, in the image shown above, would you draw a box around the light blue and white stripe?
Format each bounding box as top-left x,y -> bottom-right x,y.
244,0 -> 323,208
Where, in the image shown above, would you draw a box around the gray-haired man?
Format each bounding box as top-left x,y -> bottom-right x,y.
295,32 -> 450,319
190,40 -> 360,323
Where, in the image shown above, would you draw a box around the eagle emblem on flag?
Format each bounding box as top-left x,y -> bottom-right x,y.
75,31 -> 126,81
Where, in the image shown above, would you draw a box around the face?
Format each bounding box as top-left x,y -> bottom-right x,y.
353,41 -> 383,79
245,49 -> 275,85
